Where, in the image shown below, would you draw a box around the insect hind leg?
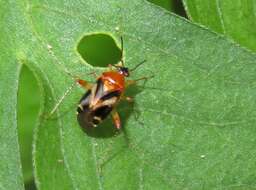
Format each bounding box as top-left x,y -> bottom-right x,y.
47,78 -> 93,119
48,82 -> 77,117
111,110 -> 121,130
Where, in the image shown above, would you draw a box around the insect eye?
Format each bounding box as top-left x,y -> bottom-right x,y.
123,68 -> 129,77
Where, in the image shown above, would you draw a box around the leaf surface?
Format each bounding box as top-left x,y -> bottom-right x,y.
147,0 -> 174,11
0,1 -> 24,190
183,0 -> 256,51
0,0 -> 74,189
1,0 -> 256,190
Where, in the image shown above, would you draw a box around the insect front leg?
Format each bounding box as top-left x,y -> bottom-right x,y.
126,75 -> 154,87
76,70 -> 98,89
76,79 -> 93,90
111,110 -> 121,129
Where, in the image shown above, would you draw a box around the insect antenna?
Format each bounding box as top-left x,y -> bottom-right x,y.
120,36 -> 124,66
130,60 -> 146,72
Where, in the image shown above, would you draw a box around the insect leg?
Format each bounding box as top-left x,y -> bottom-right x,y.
48,78 -> 93,117
76,79 -> 93,90
48,82 -> 77,117
111,110 -> 121,129
126,75 -> 154,87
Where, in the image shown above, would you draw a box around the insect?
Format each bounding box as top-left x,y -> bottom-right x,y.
76,37 -> 151,130
48,37 -> 151,130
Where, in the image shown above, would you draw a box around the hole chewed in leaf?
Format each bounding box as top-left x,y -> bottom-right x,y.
147,0 -> 173,11
77,33 -> 122,67
146,0 -> 187,17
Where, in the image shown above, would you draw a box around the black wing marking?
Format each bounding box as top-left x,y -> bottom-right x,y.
94,78 -> 104,100
77,78 -> 121,129
79,89 -> 91,103
77,89 -> 92,113
94,105 -> 113,120
77,105 -> 113,128
101,90 -> 121,101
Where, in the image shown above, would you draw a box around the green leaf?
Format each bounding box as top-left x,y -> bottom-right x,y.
18,66 -> 40,184
0,0 -> 73,189
183,0 -> 256,52
147,0 -> 187,17
0,2 -> 24,190
147,0 -> 174,11
2,0 -> 256,189
0,51 -> 24,189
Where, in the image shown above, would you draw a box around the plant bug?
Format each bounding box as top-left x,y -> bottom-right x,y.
49,36 -> 152,131
76,37 -> 152,130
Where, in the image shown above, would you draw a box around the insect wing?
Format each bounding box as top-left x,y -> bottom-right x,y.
77,78 -> 122,129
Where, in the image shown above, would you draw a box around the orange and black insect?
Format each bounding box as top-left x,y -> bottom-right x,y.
48,37 -> 150,130
76,37 -> 150,130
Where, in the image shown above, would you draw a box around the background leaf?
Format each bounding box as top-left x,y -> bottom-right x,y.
147,0 -> 174,11
183,0 -> 256,52
18,66 -> 40,187
147,0 -> 187,17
